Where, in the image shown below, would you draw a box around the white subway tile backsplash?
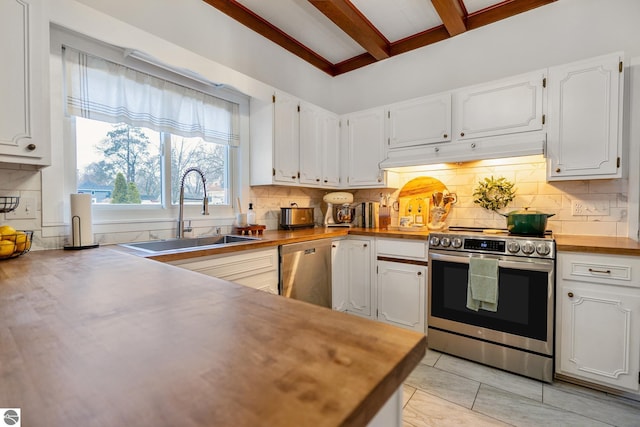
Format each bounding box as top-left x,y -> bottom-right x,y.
355,155 -> 629,237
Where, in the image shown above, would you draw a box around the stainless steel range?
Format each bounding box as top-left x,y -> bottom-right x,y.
428,227 -> 555,382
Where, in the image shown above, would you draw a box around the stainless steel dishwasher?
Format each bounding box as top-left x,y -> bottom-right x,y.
280,239 -> 332,308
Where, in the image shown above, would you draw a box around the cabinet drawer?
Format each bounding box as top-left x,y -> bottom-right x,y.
559,252 -> 640,288
376,238 -> 428,261
170,248 -> 278,280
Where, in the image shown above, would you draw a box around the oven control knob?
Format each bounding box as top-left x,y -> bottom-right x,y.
521,241 -> 536,255
440,237 -> 451,247
429,236 -> 440,247
507,241 -> 520,253
536,243 -> 551,256
451,237 -> 462,248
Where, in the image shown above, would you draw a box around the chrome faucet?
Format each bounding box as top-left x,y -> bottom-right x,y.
177,167 -> 209,238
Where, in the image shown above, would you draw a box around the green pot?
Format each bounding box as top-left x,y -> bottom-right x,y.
500,208 -> 555,235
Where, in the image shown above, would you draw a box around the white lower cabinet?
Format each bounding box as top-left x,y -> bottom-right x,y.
332,237 -> 428,333
331,237 -> 375,319
377,260 -> 426,333
168,248 -> 279,294
556,252 -> 640,393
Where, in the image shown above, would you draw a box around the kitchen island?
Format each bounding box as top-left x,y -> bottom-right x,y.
0,248 -> 425,426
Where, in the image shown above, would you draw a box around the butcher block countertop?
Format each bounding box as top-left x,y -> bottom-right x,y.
122,228 -> 640,262
554,234 -> 640,256
0,248 -> 426,427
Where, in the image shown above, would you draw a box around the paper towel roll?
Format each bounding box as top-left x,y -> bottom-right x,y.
70,194 -> 94,247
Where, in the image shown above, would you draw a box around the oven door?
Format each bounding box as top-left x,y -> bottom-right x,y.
428,250 -> 554,356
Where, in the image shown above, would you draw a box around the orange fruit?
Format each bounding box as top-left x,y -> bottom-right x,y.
0,240 -> 14,257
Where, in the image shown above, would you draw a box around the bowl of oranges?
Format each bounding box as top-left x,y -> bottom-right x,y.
0,225 -> 33,260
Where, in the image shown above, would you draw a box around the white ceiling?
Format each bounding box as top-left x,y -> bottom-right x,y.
206,0 -> 558,75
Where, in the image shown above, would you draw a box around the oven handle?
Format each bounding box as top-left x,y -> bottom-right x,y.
428,251 -> 554,273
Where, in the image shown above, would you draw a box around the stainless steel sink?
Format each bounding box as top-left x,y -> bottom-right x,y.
120,234 -> 261,253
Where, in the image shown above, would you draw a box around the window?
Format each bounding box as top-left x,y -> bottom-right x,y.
63,44 -> 240,209
74,118 -> 230,206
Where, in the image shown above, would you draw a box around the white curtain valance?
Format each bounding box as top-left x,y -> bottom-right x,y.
63,46 -> 240,146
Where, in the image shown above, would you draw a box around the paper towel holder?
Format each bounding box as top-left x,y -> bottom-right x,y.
63,215 -> 99,250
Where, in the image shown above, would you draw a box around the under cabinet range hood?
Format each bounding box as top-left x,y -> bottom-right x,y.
380,132 -> 546,169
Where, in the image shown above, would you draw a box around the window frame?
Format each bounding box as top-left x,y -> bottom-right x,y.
47,25 -> 248,231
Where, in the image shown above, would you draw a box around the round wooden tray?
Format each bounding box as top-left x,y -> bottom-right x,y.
398,176 -> 451,223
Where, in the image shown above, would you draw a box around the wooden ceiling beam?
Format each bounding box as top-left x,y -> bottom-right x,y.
308,0 -> 390,60
202,0 -> 336,75
333,53 -> 378,75
390,26 -> 450,57
431,0 -> 467,36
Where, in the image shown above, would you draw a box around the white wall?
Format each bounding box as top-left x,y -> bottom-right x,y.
332,0 -> 640,113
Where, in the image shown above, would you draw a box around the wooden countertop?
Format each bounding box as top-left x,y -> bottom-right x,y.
554,234 -> 640,256
118,227 -> 640,261
0,248 -> 426,427
122,227 -> 430,263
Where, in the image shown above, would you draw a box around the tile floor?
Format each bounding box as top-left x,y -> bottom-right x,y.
403,349 -> 640,427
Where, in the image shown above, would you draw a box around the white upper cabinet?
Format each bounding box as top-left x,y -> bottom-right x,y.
386,93 -> 451,149
546,52 -> 623,181
0,0 -> 50,166
343,108 -> 387,188
250,92 -> 340,188
299,101 -> 340,187
453,69 -> 546,141
322,113 -> 341,187
299,101 -> 322,186
273,92 -> 300,183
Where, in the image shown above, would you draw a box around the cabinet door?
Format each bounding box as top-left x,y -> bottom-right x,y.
547,53 -> 623,180
344,238 -> 374,318
331,240 -> 347,311
558,282 -> 640,391
0,0 -> 49,165
345,109 -> 385,187
273,92 -> 299,183
377,260 -> 426,333
387,93 -> 451,149
322,113 -> 341,187
299,102 -> 323,186
454,70 -> 545,140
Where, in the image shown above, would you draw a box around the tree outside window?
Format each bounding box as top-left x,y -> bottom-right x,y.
75,118 -> 229,206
